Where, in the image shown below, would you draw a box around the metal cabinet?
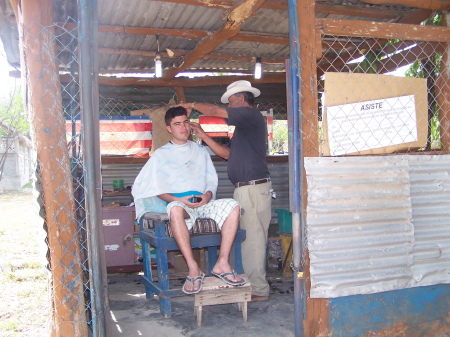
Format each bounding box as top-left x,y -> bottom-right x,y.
102,206 -> 137,268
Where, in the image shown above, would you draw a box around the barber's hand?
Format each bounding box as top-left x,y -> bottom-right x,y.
189,122 -> 207,139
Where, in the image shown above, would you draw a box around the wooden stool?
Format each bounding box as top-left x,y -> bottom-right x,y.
194,275 -> 251,327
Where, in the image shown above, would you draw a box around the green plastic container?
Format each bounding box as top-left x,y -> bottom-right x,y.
275,208 -> 292,234
112,179 -> 124,190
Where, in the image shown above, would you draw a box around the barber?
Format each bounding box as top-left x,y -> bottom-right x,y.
180,80 -> 272,301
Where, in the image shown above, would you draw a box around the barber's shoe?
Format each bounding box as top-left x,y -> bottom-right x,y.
251,295 -> 269,302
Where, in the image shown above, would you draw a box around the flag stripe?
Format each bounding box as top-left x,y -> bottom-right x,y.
66,118 -> 152,156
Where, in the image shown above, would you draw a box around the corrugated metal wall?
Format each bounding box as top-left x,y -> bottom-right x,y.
101,158 -> 290,222
305,155 -> 450,298
408,155 -> 450,287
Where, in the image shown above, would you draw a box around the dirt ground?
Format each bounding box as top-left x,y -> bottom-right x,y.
0,190 -> 296,336
0,190 -> 50,337
107,273 -> 296,337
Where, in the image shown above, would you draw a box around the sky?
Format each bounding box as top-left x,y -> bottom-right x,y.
0,40 -> 19,101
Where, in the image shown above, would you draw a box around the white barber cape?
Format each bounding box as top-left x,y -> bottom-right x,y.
132,140 -> 218,220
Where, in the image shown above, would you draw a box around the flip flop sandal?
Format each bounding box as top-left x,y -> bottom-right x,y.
211,270 -> 246,286
182,272 -> 205,295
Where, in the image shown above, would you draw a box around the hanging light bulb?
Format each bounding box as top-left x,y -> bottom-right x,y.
155,35 -> 162,78
155,52 -> 162,78
254,57 -> 262,79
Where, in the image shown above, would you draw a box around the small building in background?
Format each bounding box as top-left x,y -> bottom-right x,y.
0,125 -> 34,190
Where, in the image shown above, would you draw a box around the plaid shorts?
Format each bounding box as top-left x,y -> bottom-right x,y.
166,198 -> 239,230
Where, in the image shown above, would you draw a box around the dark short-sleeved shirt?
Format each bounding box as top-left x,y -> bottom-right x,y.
225,106 -> 270,184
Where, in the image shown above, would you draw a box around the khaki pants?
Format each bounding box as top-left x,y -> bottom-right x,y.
234,181 -> 272,296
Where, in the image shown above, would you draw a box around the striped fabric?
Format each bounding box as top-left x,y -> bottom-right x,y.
166,218 -> 220,237
143,217 -> 220,238
66,116 -> 152,156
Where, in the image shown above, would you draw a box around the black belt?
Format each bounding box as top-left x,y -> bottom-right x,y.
234,178 -> 270,188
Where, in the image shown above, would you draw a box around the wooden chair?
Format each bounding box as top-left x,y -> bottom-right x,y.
139,212 -> 246,318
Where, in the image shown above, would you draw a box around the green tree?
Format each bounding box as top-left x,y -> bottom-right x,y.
272,120 -> 288,153
0,85 -> 29,182
405,12 -> 443,150
0,86 -> 28,137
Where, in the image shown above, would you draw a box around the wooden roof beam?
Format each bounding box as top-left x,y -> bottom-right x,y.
318,18 -> 450,43
396,8 -> 433,24
96,47 -> 284,65
59,73 -> 286,87
162,0 -> 267,80
57,22 -> 289,45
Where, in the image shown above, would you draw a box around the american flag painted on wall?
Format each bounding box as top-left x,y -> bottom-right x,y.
66,116 -> 152,156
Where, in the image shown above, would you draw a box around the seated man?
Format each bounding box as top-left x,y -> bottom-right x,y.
132,106 -> 245,294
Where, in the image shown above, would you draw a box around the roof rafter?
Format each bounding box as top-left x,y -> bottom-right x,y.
318,18 -> 450,43
58,22 -> 289,45
162,0 -> 267,80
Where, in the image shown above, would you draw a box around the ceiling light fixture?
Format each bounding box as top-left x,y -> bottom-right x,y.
254,57 -> 262,79
155,35 -> 162,78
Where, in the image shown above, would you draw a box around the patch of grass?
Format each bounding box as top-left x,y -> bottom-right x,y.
0,190 -> 50,337
0,318 -> 20,332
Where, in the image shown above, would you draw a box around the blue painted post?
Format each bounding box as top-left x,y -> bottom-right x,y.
207,246 -> 219,274
234,242 -> 244,275
155,220 -> 171,317
288,0 -> 304,336
139,218 -> 154,299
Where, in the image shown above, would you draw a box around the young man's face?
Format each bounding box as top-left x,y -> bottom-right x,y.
166,115 -> 191,144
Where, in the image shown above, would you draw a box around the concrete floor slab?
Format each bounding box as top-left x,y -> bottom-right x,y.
107,272 -> 296,336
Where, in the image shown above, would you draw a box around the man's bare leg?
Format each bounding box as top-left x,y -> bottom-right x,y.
169,206 -> 203,292
211,206 -> 244,283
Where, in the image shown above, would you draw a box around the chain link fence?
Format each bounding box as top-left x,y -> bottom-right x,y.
28,18 -> 290,334
23,7 -> 448,336
316,19 -> 448,157
25,18 -> 91,335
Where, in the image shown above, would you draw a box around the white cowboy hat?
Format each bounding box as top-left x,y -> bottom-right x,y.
220,80 -> 261,103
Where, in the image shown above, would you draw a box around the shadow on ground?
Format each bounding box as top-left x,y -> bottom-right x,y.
107,271 -> 296,337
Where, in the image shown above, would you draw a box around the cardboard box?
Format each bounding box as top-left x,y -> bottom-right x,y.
322,73 -> 428,156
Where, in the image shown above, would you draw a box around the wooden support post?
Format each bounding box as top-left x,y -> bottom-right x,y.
297,0 -> 327,336
174,87 -> 186,103
437,13 -> 450,152
15,0 -> 89,335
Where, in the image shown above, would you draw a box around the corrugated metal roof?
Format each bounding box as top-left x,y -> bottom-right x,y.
305,155 -> 450,298
0,0 -> 438,79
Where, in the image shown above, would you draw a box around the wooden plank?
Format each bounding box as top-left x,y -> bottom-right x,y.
319,18 -> 450,43
299,0 -> 320,158
195,287 -> 252,306
299,1 -> 325,336
84,73 -> 286,87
